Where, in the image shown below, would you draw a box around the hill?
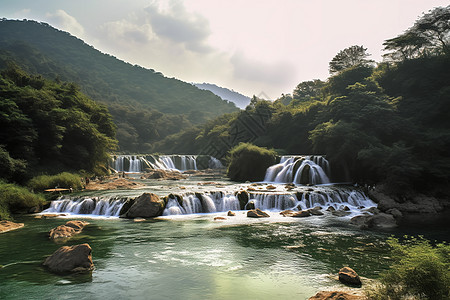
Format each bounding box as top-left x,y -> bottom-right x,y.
0,19 -> 238,152
194,83 -> 251,109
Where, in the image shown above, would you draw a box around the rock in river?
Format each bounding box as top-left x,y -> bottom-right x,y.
247,208 -> 270,218
43,243 -> 94,274
338,267 -> 362,286
309,290 -> 363,300
0,220 -> 24,233
49,220 -> 89,240
123,193 -> 165,218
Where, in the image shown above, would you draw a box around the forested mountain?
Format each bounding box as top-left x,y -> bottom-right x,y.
0,19 -> 238,152
194,83 -> 251,109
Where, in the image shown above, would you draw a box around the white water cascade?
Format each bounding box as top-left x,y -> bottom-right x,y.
264,156 -> 330,185
162,192 -> 240,216
43,196 -> 128,217
110,155 -> 223,172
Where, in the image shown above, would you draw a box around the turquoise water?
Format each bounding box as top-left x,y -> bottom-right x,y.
0,213 -> 394,300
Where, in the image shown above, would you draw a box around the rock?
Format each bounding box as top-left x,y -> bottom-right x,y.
338,267 -> 362,286
386,208 -> 402,219
247,208 -> 270,218
350,213 -> 397,229
237,191 -> 249,210
214,217 -> 227,221
142,169 -> 187,180
123,193 -> 165,218
280,210 -> 295,217
326,206 -> 336,212
309,291 -> 363,300
43,243 -> 94,274
292,210 -> 311,218
0,220 -> 24,233
245,200 -> 255,210
308,207 -> 324,216
227,211 -> 236,216
331,210 -> 351,217
266,185 -> 276,190
363,207 -> 380,214
134,218 -> 146,222
49,220 -> 89,240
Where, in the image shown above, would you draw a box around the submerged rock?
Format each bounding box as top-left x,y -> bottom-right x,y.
280,210 -> 295,217
308,207 -> 324,216
350,213 -> 397,229
309,291 -> 363,300
123,193 -> 165,218
49,220 -> 89,240
247,208 -> 270,218
43,243 -> 94,274
227,211 -> 236,216
0,220 -> 24,233
292,210 -> 311,218
338,267 -> 362,286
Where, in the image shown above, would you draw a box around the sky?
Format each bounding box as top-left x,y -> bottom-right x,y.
1,0 -> 449,99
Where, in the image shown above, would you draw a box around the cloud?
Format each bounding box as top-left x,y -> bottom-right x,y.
100,18 -> 153,45
46,9 -> 84,37
144,0 -> 212,53
230,52 -> 297,86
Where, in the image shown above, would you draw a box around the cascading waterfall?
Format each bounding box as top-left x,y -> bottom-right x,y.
43,196 -> 128,216
264,156 -> 330,185
110,155 -> 223,172
162,192 -> 240,216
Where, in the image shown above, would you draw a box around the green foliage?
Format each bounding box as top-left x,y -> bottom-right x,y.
28,172 -> 83,193
0,64 -> 117,178
227,143 -> 276,182
292,79 -> 325,102
368,236 -> 450,300
0,146 -> 27,182
329,45 -> 374,74
0,180 -> 45,220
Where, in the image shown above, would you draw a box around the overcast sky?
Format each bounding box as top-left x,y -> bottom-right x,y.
2,0 -> 448,99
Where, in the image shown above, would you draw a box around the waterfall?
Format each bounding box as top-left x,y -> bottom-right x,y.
162,192 -> 239,216
264,156 -> 330,185
42,196 -> 127,217
208,157 -> 224,169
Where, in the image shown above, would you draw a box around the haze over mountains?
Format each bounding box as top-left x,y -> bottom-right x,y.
194,83 -> 251,109
0,19 -> 239,152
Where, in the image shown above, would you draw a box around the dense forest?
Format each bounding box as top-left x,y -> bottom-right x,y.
0,19 -> 238,153
154,6 -> 450,194
0,65 -> 117,183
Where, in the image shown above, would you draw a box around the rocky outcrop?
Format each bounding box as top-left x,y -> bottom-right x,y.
236,190 -> 249,210
309,291 -> 363,300
49,220 -> 89,240
122,193 -> 165,218
247,208 -> 270,218
338,267 -> 362,286
0,220 -> 24,233
141,170 -> 187,180
43,243 -> 94,274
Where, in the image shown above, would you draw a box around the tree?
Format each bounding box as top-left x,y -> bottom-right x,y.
329,45 -> 374,74
292,79 -> 325,101
383,5 -> 450,61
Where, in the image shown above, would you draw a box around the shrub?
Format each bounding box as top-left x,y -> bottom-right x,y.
28,172 -> 83,192
227,143 -> 277,182
0,181 -> 45,220
367,236 -> 450,300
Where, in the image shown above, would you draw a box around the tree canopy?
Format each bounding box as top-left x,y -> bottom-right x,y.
329,45 -> 374,74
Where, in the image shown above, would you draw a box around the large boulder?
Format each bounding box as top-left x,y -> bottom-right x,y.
43,243 -> 94,273
292,210 -> 311,218
338,267 -> 362,286
236,190 -> 249,210
123,193 -> 165,218
309,291 -> 363,300
247,208 -> 270,218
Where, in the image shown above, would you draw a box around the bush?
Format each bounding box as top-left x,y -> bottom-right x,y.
28,172 -> 83,192
368,236 -> 450,300
0,181 -> 45,220
227,143 -> 277,182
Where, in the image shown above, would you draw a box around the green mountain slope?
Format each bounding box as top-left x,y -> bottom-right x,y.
0,19 -> 238,152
